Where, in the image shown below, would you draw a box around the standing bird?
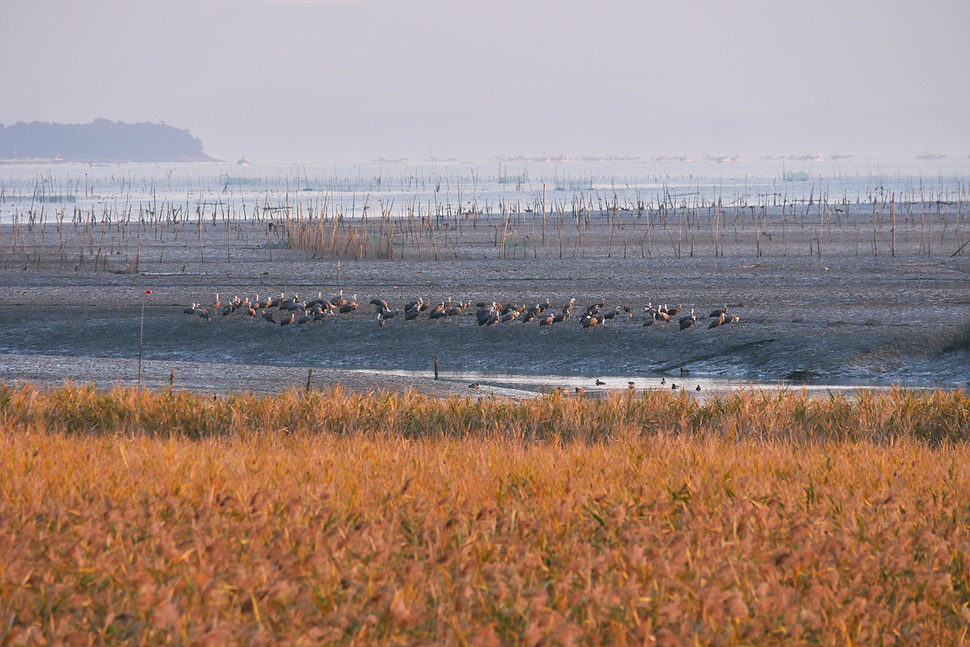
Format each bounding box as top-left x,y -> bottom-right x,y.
550,312 -> 569,325
428,302 -> 448,320
280,296 -> 304,312
679,309 -> 696,331
709,314 -> 726,329
522,304 -> 541,324
475,302 -> 498,326
183,303 -> 197,316
709,305 -> 728,318
602,306 -> 625,321
262,311 -> 277,324
642,310 -> 656,327
377,307 -> 398,328
305,292 -> 324,309
475,302 -> 497,322
193,305 -> 210,321
211,293 -> 221,313
500,309 -> 521,324
339,295 -> 358,314
481,310 -> 500,326
279,312 -> 295,326
584,299 -> 605,317
370,298 -> 390,312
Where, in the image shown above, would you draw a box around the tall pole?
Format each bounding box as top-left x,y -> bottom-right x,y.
138,290 -> 151,388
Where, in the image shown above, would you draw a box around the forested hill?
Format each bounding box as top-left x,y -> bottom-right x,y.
0,119 -> 213,162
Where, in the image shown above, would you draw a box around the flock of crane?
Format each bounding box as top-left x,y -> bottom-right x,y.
182,291 -> 740,331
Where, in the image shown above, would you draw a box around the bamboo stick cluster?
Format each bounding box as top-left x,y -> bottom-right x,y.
1,169 -> 968,270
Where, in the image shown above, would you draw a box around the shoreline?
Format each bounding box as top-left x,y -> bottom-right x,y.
1,353 -> 959,404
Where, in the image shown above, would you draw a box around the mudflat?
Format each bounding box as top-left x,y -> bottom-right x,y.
1,202 -> 968,396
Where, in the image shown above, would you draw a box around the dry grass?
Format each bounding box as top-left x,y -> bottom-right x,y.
3,382 -> 970,444
2,384 -> 970,645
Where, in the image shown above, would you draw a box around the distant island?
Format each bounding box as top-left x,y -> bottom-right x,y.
0,119 -> 214,163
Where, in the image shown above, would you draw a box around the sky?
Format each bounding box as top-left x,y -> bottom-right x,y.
2,0 -> 968,162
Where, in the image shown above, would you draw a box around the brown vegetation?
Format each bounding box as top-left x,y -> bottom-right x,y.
2,384 -> 970,645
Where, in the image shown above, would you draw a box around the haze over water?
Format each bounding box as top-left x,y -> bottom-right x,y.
2,156 -> 968,225
2,1 -> 968,162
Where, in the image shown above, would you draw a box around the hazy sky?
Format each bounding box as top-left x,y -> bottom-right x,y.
2,0 -> 968,161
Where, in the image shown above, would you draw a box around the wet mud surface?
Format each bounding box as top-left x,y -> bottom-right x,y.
1,215 -> 968,396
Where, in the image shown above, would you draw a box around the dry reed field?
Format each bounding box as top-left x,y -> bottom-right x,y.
3,383 -> 970,645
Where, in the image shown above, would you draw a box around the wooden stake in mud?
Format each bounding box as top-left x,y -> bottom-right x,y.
541,184 -> 546,247
306,368 -> 313,393
890,195 -> 896,257
137,290 -> 151,389
434,356 -> 439,380
169,368 -> 174,395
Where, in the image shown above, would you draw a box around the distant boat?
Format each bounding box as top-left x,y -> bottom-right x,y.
577,154 -> 642,162
915,153 -> 945,161
707,154 -> 741,164
237,156 -> 249,166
